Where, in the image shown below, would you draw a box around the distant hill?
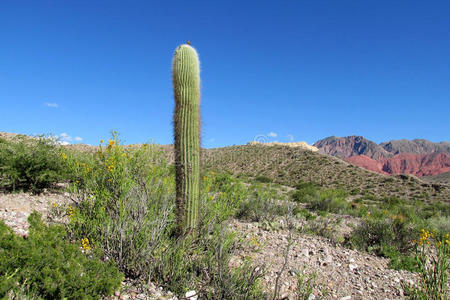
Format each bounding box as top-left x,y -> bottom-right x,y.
314,136 -> 450,177
202,144 -> 449,203
380,139 -> 450,155
313,136 -> 392,160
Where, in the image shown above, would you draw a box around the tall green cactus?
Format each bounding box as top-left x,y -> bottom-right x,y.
172,43 -> 201,234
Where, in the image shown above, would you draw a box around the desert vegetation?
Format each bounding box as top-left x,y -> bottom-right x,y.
0,132 -> 449,299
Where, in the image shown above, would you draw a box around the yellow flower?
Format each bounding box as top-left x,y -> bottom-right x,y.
61,153 -> 67,160
250,236 -> 260,247
202,176 -> 207,180
122,153 -> 127,157
81,238 -> 91,251
100,139 -> 104,144
67,206 -> 76,219
52,202 -> 58,208
210,171 -> 215,176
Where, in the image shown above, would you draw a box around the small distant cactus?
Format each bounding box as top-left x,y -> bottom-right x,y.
172,43 -> 201,234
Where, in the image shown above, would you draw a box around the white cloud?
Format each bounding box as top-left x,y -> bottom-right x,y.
60,133 -> 72,142
44,102 -> 59,108
59,141 -> 70,145
287,134 -> 294,142
74,137 -> 83,142
268,132 -> 277,138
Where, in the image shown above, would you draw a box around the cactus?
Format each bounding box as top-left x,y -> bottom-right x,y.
172,43 -> 201,234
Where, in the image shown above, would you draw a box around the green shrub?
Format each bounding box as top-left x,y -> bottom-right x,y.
0,212 -> 122,299
305,189 -> 349,214
350,188 -> 360,195
292,182 -> 320,203
349,215 -> 419,271
62,136 -> 264,297
404,230 -> 449,299
236,186 -> 288,223
0,136 -> 68,193
64,137 -> 174,279
153,224 -> 265,299
254,175 -> 272,183
294,207 -> 316,221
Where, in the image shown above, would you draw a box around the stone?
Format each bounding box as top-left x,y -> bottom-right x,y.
185,290 -> 198,300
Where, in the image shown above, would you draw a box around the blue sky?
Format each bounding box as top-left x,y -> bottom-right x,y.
1,1 -> 449,147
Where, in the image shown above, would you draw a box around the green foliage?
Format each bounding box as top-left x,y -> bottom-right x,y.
254,175 -> 272,183
61,136 -> 264,298
350,188 -> 360,195
0,212 -> 122,299
404,230 -> 450,299
0,136 -> 68,193
304,189 -> 350,214
295,271 -> 328,300
63,136 -> 174,279
349,215 -> 419,271
291,182 -> 320,203
172,43 -> 202,234
293,207 -> 316,221
236,184 -> 289,224
153,224 -> 265,299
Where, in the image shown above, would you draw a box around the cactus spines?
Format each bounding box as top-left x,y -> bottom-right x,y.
172,44 -> 201,234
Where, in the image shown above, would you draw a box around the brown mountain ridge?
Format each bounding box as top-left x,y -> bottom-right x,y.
314,136 -> 450,177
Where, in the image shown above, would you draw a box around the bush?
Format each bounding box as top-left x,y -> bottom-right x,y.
236,186 -> 288,223
0,136 -> 68,193
64,137 -> 174,279
254,175 -> 272,183
305,189 -> 349,214
291,182 -> 320,203
0,212 -> 123,299
349,215 -> 419,271
62,135 -> 264,297
404,230 -> 449,299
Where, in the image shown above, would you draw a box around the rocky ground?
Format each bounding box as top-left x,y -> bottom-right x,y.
1,191 -> 421,300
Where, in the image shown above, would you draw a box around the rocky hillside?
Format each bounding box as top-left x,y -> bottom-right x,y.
381,139 -> 450,155
315,136 -> 450,177
313,136 -> 391,160
202,144 -> 450,203
345,152 -> 450,177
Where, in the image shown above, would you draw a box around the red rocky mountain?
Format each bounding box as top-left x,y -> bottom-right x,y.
315,136 -> 450,177
344,155 -> 389,175
313,136 -> 392,160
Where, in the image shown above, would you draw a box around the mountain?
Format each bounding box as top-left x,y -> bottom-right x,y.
345,152 -> 450,177
382,152 -> 450,177
380,139 -> 450,155
313,136 -> 392,160
314,136 -> 450,177
344,155 -> 388,175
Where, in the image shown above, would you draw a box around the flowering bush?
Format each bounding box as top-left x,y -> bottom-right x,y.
405,229 -> 449,299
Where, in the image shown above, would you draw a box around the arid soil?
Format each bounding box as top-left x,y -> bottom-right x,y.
1,191 -> 421,300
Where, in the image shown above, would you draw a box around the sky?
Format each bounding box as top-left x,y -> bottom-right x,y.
1,1 -> 449,148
